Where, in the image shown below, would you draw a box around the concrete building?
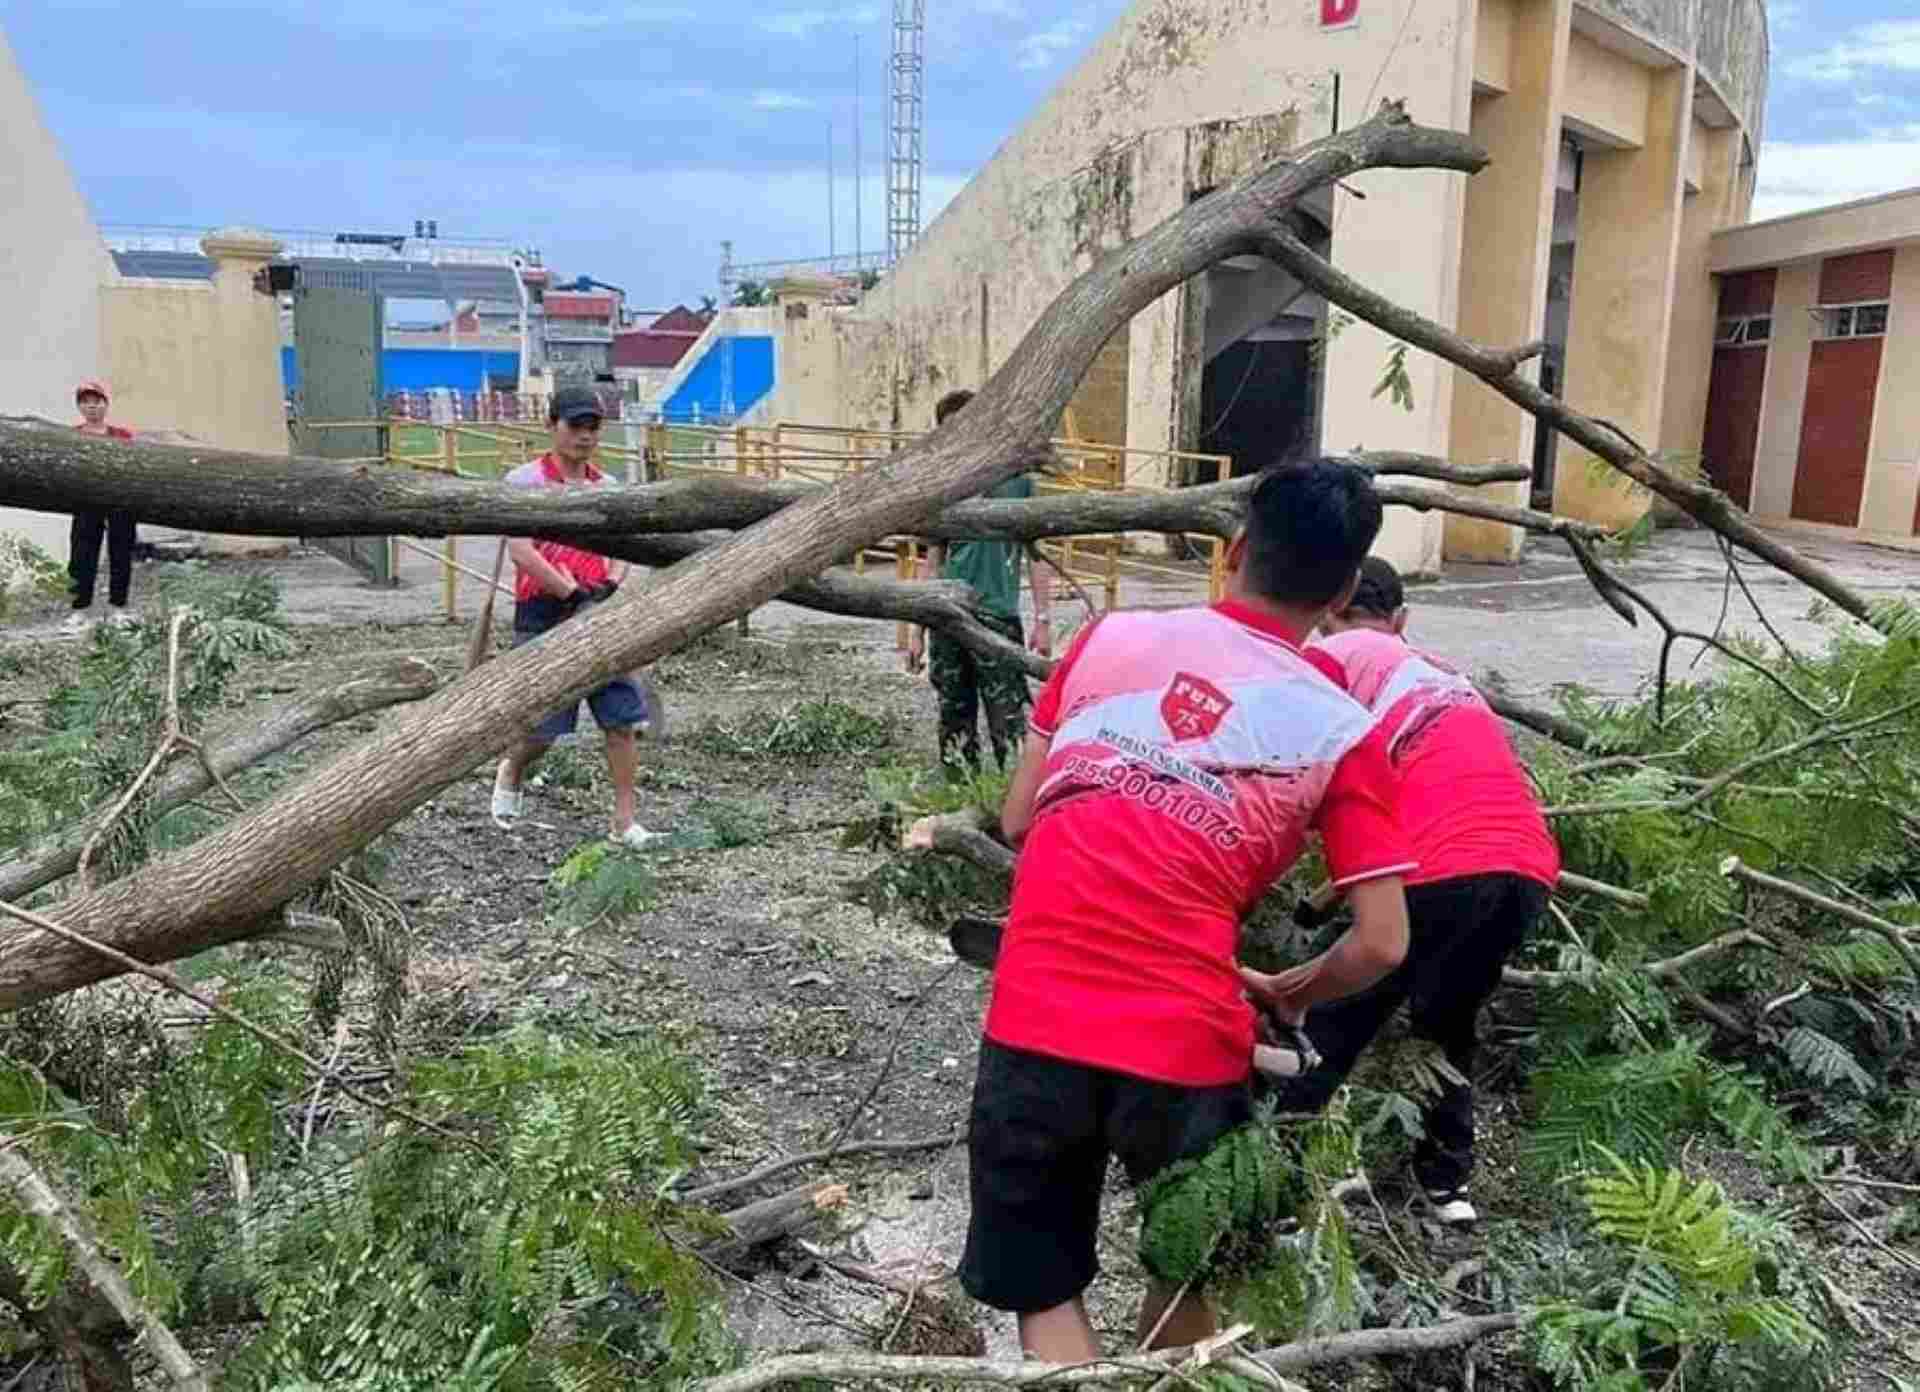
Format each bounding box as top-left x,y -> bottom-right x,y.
0,25 -> 285,557
742,0 -> 1772,573
1701,190 -> 1920,544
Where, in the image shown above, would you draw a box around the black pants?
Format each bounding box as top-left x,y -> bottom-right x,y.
1267,873 -> 1546,1193
69,510 -> 136,609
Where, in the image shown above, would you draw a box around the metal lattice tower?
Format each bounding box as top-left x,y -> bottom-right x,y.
887,0 -> 926,266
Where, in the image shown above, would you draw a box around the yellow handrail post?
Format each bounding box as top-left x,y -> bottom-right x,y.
442,427 -> 459,622
735,427 -> 751,637
897,539 -> 916,652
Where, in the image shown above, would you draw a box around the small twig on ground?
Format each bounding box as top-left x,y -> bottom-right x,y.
1811,1183 -> 1920,1277
0,1139 -> 209,1392
678,1131 -> 965,1208
0,895 -> 497,1167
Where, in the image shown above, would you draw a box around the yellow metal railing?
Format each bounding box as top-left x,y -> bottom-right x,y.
297,418 -> 1229,633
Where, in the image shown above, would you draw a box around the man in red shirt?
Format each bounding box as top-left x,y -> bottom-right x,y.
962,460 -> 1413,1362
1283,556 -> 1561,1225
491,387 -> 663,848
64,379 -> 138,635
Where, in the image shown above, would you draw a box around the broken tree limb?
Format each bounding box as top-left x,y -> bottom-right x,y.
692,1311 -> 1527,1392
1502,928 -> 1770,988
0,1140 -> 209,1392
0,106 -> 1488,1011
0,656 -> 438,905
1252,227 -> 1880,627
1484,692 -> 1597,752
1721,855 -> 1920,979
700,1180 -> 849,1266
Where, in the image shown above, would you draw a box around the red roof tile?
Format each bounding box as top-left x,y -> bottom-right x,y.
545,292 -> 616,319
650,305 -> 711,333
612,329 -> 701,370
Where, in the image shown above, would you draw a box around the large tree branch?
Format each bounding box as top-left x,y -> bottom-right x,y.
0,1141 -> 209,1392
0,658 -> 438,904
0,422 -> 1570,551
1253,229 -> 1879,626
0,105 -> 1490,1010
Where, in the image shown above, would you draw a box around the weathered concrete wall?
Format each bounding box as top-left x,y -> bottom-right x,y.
1564,28 -> 1651,147
1582,0 -> 1767,137
0,25 -> 118,555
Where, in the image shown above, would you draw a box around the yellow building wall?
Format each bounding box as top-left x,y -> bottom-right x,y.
1748,260 -> 1816,521
1658,123 -> 1741,513
1563,31 -> 1651,148
1554,65 -> 1692,529
1446,0 -> 1571,563
1861,245 -> 1920,537
1474,0 -> 1515,92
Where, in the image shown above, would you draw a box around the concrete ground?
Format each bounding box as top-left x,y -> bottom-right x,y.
23,523 -> 1920,702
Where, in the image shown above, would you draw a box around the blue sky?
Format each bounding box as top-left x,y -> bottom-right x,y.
7,0 -> 1918,310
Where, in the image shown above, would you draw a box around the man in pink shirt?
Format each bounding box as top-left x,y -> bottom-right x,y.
961,460 -> 1413,1362
490,388 -> 663,848
1287,556 -> 1560,1225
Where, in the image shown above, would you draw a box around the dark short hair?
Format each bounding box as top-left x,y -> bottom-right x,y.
1345,556 -> 1405,617
934,389 -> 975,425
1240,459 -> 1384,608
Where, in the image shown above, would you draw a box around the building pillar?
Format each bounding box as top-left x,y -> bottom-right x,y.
1861,245 -> 1920,537
1444,0 -> 1572,563
1553,65 -> 1693,529
1657,123 -> 1740,523
200,227 -> 288,457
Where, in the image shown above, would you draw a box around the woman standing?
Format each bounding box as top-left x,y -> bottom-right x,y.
65,379 -> 138,635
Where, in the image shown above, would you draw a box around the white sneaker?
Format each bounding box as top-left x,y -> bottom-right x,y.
609,823 -> 664,850
491,764 -> 524,828
1425,1188 -> 1478,1226
59,612 -> 93,638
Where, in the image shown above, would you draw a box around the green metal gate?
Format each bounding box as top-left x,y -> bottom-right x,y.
291,278 -> 394,585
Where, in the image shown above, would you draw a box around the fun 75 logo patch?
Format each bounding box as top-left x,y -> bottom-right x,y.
1160,673 -> 1233,741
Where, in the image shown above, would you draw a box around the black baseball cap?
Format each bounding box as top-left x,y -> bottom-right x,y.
548,386 -> 605,425
1346,555 -> 1405,617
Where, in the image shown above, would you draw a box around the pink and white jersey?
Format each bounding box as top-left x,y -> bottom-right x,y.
984,600 -> 1415,1087
1312,628 -> 1560,890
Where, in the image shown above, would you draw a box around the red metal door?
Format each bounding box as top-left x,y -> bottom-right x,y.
1702,345 -> 1768,508
1791,337 -> 1883,527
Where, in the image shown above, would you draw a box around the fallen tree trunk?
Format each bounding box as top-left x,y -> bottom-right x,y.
0,105 -> 1489,1011
0,420 -> 1546,549
0,657 -> 437,903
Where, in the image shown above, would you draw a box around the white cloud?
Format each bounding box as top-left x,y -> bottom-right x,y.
752,90 -> 819,111
1783,18 -> 1920,83
1014,12 -> 1093,71
1752,132 -> 1920,221
757,6 -> 882,39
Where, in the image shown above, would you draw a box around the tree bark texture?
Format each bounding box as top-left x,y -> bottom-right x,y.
0,107 -> 1490,1011
0,657 -> 436,904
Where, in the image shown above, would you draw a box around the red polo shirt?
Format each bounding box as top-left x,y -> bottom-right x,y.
502,454 -> 613,602
1311,628 -> 1559,888
982,601 -> 1415,1087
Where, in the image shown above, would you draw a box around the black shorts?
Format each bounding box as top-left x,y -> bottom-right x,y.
959,1041 -> 1251,1314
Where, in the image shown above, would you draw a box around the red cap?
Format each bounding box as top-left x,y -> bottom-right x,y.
75,379 -> 111,404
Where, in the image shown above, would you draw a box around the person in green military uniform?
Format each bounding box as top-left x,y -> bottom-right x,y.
907,390 -> 1055,775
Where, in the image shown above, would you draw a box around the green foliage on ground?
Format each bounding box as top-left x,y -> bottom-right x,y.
689,697 -> 899,761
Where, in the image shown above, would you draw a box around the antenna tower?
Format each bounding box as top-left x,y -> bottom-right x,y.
887,0 -> 926,266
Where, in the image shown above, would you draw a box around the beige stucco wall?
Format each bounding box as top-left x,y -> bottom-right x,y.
101,233 -> 287,457
1319,0 -> 1479,576
1554,64 -> 1692,528
1860,245 -> 1920,538
1563,30 -> 1651,148
1446,0 -> 1572,563
0,26 -> 119,555
1659,122 -> 1740,508
1748,260 -> 1815,521
1713,189 -> 1920,274
1475,0 -> 1515,92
